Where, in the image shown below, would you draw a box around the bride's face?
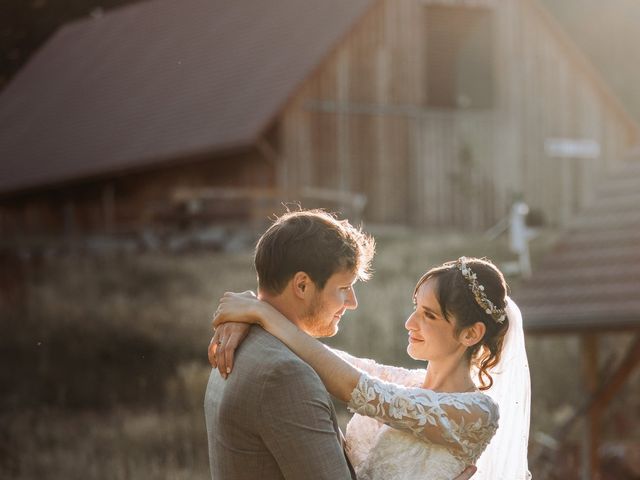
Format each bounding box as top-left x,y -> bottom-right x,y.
405,279 -> 462,361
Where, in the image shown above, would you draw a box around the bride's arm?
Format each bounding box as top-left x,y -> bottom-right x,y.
214,292 -> 361,402
347,375 -> 500,462
211,292 -> 425,386
331,349 -> 425,386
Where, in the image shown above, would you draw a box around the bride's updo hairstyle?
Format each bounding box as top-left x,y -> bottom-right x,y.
414,257 -> 510,390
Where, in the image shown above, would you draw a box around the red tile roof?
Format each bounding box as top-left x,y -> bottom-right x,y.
516,155 -> 640,333
0,0 -> 373,194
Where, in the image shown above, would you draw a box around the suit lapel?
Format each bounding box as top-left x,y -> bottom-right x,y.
329,401 -> 358,479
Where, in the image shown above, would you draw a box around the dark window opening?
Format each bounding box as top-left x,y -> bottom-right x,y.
425,6 -> 495,109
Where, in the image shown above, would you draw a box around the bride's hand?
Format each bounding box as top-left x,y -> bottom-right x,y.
452,465 -> 477,480
209,291 -> 261,379
208,322 -> 251,379
210,290 -> 292,377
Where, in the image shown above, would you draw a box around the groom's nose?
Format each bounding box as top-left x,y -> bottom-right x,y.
345,288 -> 358,310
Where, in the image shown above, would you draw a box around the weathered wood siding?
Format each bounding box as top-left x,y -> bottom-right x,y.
497,0 -> 637,226
0,151 -> 272,237
279,0 -> 638,228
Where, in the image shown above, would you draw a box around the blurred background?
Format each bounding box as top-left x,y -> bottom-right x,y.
1,0 -> 640,479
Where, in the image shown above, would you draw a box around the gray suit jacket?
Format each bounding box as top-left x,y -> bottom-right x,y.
204,326 -> 356,479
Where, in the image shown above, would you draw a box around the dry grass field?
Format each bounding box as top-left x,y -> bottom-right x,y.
2,228 -> 638,479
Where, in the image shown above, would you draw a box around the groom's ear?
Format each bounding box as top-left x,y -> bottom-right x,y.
291,271 -> 312,299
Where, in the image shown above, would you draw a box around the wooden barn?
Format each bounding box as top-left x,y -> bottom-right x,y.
0,0 -> 638,239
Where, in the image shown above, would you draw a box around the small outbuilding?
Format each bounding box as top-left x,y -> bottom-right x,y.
516,151 -> 640,479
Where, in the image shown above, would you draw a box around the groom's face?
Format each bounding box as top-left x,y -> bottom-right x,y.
300,268 -> 359,337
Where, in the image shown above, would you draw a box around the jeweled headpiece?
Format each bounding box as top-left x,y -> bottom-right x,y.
456,257 -> 506,323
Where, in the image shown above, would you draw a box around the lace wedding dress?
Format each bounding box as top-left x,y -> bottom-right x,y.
334,351 -> 499,480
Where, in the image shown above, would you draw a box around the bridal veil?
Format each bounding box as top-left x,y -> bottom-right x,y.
473,297 -> 532,479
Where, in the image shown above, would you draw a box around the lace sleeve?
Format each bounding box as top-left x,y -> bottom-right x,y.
347,373 -> 499,464
331,349 -> 426,387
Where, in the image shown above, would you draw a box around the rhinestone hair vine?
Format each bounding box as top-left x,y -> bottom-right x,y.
456,257 -> 506,324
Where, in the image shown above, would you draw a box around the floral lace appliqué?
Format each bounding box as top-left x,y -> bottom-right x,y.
347,373 -> 499,466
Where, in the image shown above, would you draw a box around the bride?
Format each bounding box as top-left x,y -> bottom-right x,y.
210,257 -> 531,480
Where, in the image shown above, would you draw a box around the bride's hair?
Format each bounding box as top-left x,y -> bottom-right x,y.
414,257 -> 510,390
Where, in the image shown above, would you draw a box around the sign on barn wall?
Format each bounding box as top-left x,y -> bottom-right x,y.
544,138 -> 601,159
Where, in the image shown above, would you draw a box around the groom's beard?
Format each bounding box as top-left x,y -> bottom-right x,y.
300,294 -> 336,337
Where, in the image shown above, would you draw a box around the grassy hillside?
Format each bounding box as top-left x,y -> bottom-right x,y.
1,229 -> 638,478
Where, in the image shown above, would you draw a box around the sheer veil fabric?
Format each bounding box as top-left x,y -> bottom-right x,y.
473,297 -> 532,480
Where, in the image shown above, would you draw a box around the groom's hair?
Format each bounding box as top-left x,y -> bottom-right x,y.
254,209 -> 375,295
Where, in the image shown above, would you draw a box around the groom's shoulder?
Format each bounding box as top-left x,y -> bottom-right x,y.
242,326 -> 311,367
239,326 -> 320,380
212,327 -> 330,413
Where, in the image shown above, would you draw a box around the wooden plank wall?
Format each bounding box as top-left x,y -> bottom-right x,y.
279,0 -> 637,229
0,151 -> 272,237
494,0 -> 637,226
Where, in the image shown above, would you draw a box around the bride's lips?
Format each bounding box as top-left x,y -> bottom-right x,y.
408,334 -> 424,343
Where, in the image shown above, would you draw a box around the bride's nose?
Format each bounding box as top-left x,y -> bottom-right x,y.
405,312 -> 417,330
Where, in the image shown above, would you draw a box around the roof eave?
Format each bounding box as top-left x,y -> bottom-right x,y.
0,140 -> 256,199
525,316 -> 640,335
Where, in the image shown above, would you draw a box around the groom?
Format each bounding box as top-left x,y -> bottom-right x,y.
204,210 -> 477,479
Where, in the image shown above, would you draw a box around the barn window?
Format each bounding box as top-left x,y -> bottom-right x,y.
425,5 -> 495,109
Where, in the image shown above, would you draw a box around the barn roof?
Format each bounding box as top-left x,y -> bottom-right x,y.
517,155 -> 640,334
0,0 -> 373,194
